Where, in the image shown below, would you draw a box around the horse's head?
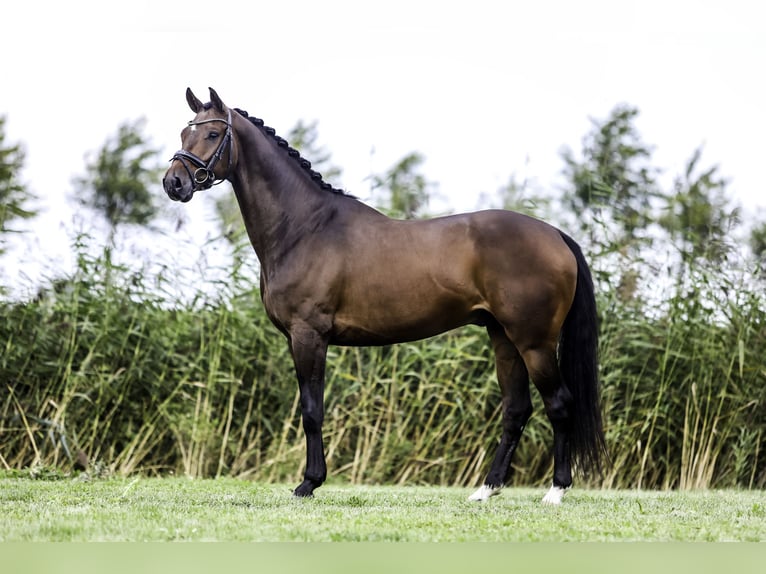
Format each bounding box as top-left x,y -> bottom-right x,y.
163,87 -> 236,202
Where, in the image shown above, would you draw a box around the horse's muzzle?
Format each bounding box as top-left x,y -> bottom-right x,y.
163,174 -> 193,203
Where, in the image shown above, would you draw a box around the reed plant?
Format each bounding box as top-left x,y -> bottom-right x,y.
1,235 -> 764,489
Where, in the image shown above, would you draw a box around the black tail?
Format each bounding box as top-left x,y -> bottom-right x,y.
558,232 -> 608,477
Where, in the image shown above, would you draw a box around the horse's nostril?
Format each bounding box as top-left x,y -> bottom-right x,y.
163,174 -> 186,199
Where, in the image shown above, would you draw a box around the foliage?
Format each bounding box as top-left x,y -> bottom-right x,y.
0,115 -> 37,253
559,105 -> 744,308
370,152 -> 435,219
748,217 -> 766,264
658,146 -> 739,265
73,118 -> 162,238
285,119 -> 343,183
476,170 -> 552,221
560,104 -> 659,246
598,263 -> 765,490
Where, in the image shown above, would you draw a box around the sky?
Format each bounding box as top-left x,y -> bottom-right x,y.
2,0 -> 765,292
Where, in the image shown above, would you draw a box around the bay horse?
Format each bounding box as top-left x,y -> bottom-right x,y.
163,88 -> 607,504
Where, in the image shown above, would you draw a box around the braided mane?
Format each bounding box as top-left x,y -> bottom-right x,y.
209,104 -> 347,196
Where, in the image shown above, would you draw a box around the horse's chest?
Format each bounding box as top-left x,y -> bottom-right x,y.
260,278 -> 334,335
260,283 -> 289,332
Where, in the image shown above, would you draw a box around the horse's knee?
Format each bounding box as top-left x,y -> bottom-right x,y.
299,396 -> 324,434
301,409 -> 323,435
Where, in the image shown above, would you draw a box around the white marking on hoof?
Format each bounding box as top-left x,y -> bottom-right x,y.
468,484 -> 501,502
541,485 -> 569,505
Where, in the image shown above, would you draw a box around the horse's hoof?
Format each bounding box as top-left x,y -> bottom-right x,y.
293,491 -> 314,499
468,484 -> 501,502
541,485 -> 569,505
293,481 -> 317,498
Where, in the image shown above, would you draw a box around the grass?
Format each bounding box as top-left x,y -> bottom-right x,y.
1,475 -> 764,542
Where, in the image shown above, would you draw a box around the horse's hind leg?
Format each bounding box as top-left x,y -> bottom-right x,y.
521,345 -> 574,505
469,321 -> 532,502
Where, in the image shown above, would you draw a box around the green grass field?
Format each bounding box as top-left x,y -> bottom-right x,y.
1,476 -> 763,542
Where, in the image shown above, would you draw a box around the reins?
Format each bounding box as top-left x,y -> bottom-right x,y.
170,109 -> 233,192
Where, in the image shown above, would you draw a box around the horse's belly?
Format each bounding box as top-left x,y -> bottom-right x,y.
330,297 -> 482,346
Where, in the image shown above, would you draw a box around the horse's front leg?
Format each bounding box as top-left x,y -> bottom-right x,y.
289,328 -> 329,498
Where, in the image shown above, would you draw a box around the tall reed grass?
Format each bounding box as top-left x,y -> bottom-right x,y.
2,238 -> 764,489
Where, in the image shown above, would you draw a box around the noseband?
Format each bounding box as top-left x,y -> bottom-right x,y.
170,109 -> 233,191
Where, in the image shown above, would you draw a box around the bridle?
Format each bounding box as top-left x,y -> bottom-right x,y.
170,108 -> 233,191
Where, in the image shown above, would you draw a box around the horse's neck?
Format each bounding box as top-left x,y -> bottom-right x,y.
231,124 -> 337,273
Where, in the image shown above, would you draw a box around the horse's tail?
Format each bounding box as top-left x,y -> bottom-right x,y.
558,231 -> 608,477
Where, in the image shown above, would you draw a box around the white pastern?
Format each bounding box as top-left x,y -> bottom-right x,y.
541,485 -> 569,505
468,484 -> 501,502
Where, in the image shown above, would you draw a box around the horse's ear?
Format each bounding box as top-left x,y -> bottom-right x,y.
186,88 -> 204,113
209,87 -> 225,112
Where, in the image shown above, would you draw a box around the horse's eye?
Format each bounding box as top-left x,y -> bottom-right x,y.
207,131 -> 219,140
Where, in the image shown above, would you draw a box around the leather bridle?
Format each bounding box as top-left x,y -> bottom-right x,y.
170,109 -> 233,191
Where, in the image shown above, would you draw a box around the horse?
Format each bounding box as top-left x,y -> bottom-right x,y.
163,87 -> 607,504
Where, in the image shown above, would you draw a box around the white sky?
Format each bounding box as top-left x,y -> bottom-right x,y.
2,0 -> 765,291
